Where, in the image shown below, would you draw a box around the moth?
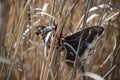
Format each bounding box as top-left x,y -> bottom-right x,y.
35,26 -> 104,67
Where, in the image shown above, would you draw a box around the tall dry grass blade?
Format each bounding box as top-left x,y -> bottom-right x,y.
89,4 -> 110,12
34,12 -> 57,21
71,0 -> 92,79
39,31 -> 54,80
98,0 -> 108,25
100,32 -> 117,68
7,0 -> 31,80
33,3 -> 49,26
84,72 -> 105,80
104,11 -> 120,22
87,14 -> 99,23
49,0 -> 55,25
41,3 -> 49,16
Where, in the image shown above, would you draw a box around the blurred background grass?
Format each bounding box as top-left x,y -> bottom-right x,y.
0,0 -> 120,80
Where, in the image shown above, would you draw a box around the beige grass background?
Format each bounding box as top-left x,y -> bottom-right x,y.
0,0 -> 120,80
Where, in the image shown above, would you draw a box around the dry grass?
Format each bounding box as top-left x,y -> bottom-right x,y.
0,0 -> 120,80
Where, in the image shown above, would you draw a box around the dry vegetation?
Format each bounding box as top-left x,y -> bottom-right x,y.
0,0 -> 120,80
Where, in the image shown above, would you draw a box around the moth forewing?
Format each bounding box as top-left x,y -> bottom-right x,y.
81,32 -> 104,61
